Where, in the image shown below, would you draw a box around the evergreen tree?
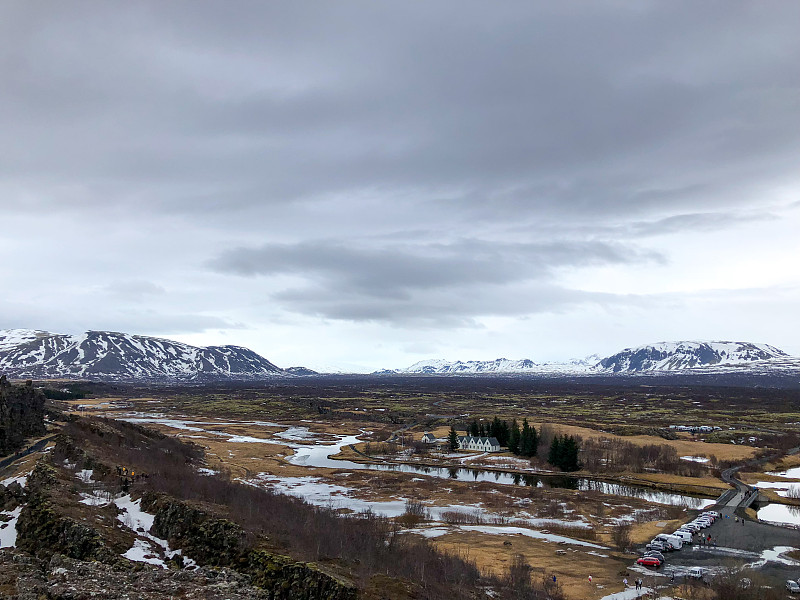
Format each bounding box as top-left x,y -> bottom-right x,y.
469,421 -> 480,437
448,426 -> 460,452
560,435 -> 580,471
521,418 -> 538,457
479,423 -> 486,437
490,416 -> 501,441
509,419 -> 521,454
548,435 -> 562,467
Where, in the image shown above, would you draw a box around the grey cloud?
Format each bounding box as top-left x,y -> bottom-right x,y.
273,283 -> 633,328
209,239 -> 659,323
1,1 -> 798,228
103,280 -> 166,299
628,212 -> 778,237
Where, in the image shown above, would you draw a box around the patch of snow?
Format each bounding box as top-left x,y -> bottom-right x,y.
766,466 -> 800,479
744,545 -> 800,569
114,495 -> 155,534
76,469 -> 94,483
79,491 -> 114,506
598,588 -> 656,600
680,456 -> 710,463
122,539 -> 167,568
0,506 -> 23,548
0,473 -> 29,488
410,524 -> 606,548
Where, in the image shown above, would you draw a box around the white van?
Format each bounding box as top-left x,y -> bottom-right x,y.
655,533 -> 683,550
673,530 -> 692,544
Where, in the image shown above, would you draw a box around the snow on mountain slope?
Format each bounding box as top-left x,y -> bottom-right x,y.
398,355 -> 601,375
0,329 -> 287,381
392,341 -> 797,376
597,341 -> 788,373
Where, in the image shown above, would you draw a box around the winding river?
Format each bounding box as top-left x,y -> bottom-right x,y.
288,434 -> 716,508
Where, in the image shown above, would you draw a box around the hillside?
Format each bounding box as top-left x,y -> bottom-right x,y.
392,341 -> 798,378
0,376 -> 46,455
0,329 -> 286,382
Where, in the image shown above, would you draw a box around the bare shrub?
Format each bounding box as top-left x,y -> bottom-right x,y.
397,499 -> 429,527
63,417 -> 484,600
611,521 -> 632,552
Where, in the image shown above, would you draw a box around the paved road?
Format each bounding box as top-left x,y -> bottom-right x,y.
0,435 -> 57,474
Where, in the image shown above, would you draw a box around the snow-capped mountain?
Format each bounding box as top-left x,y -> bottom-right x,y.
598,341 -> 788,373
0,329 -> 287,381
395,355 -> 601,375
391,341 -> 798,377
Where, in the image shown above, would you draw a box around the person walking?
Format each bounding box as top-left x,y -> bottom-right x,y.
623,577 -> 628,589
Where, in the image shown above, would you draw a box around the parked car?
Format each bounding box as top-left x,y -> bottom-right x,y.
687,567 -> 707,579
643,551 -> 665,563
645,541 -> 665,552
787,580 -> 800,594
680,523 -> 700,533
637,556 -> 662,567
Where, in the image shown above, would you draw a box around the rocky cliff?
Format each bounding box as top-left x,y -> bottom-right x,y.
142,492 -> 358,600
0,376 -> 46,455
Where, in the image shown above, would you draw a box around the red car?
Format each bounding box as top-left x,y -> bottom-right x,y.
636,556 -> 662,567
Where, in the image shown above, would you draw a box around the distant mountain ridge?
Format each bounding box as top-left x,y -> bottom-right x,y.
390,341 -> 797,376
398,356 -> 601,375
598,341 -> 788,373
0,329 -> 287,382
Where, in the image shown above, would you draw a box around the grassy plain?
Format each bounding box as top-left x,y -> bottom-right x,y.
53,376 -> 800,600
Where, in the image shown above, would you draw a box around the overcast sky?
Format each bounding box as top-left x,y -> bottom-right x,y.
1,1 -> 799,372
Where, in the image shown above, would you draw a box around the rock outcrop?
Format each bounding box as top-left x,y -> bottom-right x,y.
0,376 -> 46,455
141,492 -> 358,600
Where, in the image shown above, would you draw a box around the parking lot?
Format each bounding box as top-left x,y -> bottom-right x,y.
634,505 -> 800,595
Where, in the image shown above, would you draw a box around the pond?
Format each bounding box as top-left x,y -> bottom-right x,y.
757,503 -> 800,527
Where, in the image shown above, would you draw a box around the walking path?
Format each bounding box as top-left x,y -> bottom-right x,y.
0,435 -> 57,473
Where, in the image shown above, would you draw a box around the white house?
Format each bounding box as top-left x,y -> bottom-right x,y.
458,435 -> 501,452
421,432 -> 437,444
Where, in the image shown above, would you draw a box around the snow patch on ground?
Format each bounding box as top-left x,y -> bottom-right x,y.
680,456 -> 710,463
114,494 -> 196,569
744,545 -> 800,569
1,473 -> 29,488
122,539 -> 167,568
76,469 -> 94,483
598,588 -> 659,600
408,524 -> 606,548
766,466 -> 800,479
0,506 -> 23,548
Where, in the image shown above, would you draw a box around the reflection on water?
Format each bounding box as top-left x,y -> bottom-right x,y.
287,434 -> 716,508
757,503 -> 800,526
366,462 -> 712,507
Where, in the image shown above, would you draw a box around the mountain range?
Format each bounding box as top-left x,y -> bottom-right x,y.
1,329 -> 798,382
391,341 -> 799,377
0,329 -> 286,382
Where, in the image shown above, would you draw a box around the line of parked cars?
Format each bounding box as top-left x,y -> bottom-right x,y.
637,511 -> 721,568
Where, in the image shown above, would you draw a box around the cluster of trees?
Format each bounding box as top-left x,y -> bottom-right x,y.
547,434 -> 580,472
467,416 -> 510,445
461,416 -> 581,472
508,419 -> 539,457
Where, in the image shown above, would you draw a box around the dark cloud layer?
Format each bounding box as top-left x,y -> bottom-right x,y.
0,2 -> 798,363
210,239 -> 661,322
